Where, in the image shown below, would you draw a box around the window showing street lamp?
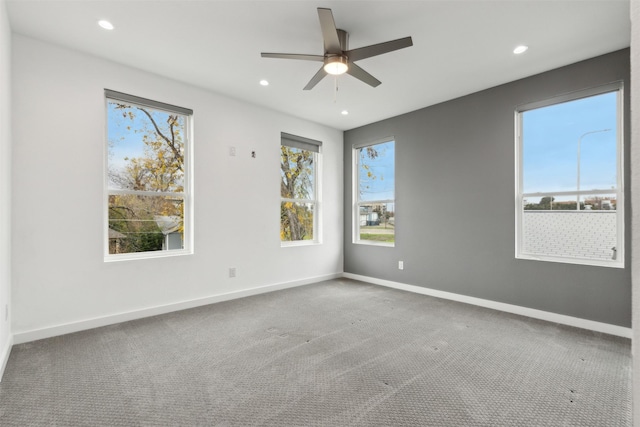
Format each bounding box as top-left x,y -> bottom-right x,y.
515,84 -> 623,267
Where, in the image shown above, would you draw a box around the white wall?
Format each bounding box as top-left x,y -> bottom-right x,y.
631,1 -> 639,424
0,0 -> 12,373
11,35 -> 343,342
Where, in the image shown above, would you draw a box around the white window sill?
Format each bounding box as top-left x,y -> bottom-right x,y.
353,240 -> 395,248
281,240 -> 321,248
104,249 -> 193,263
517,253 -> 623,269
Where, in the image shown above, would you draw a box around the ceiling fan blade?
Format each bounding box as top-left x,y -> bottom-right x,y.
317,8 -> 342,53
261,53 -> 324,62
303,66 -> 328,90
346,62 -> 381,87
346,36 -> 413,62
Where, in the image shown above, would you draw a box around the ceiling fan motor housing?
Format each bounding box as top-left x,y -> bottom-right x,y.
323,29 -> 349,75
336,29 -> 349,52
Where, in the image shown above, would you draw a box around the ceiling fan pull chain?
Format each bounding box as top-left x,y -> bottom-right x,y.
334,75 -> 338,103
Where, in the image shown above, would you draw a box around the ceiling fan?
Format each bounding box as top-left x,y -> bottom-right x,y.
261,8 -> 413,90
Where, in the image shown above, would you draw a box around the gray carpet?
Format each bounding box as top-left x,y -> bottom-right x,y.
0,279 -> 631,426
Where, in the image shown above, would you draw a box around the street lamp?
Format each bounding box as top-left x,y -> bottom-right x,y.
576,128 -> 611,210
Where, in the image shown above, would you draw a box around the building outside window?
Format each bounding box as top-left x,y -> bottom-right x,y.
280,132 -> 321,245
105,90 -> 193,260
515,83 -> 623,267
354,139 -> 395,246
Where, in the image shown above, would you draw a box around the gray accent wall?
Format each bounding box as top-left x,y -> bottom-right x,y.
344,49 -> 631,327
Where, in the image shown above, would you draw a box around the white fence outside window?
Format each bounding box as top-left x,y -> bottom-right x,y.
522,211 -> 617,261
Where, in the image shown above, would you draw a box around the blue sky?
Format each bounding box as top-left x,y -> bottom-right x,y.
357,92 -> 618,207
107,102 -> 185,190
111,93 -> 616,204
107,102 -> 148,173
358,140 -> 395,203
522,91 -> 618,197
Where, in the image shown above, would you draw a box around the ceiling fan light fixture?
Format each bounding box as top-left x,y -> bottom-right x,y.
324,56 -> 349,75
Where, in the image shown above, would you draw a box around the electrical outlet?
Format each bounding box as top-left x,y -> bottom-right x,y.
229,267 -> 236,278
229,146 -> 236,156
398,261 -> 404,270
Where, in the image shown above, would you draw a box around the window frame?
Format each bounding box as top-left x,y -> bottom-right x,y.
514,82 -> 624,268
280,132 -> 322,246
353,138 -> 396,247
104,90 -> 194,261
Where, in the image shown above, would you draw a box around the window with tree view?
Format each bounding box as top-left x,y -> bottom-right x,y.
355,140 -> 395,245
105,90 -> 192,259
280,133 -> 321,244
516,84 -> 623,267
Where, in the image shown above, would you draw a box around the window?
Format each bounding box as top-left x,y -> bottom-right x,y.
105,90 -> 192,260
515,83 -> 623,267
280,133 -> 321,244
354,139 -> 395,245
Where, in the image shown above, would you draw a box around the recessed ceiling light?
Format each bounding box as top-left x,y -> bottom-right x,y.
259,80 -> 269,86
341,110 -> 349,115
513,45 -> 528,54
98,20 -> 114,30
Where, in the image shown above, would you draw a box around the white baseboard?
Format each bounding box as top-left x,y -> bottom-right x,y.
13,273 -> 342,345
0,333 -> 13,381
343,273 -> 632,339
11,271 -> 630,345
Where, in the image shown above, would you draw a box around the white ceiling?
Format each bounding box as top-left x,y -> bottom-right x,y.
6,0 -> 631,131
